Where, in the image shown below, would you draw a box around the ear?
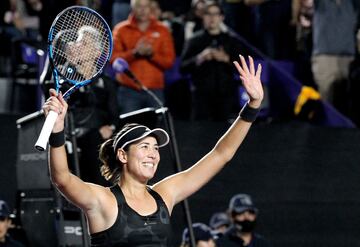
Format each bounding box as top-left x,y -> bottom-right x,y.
117,149 -> 128,163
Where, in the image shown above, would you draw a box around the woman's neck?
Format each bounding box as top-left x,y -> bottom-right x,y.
119,177 -> 148,199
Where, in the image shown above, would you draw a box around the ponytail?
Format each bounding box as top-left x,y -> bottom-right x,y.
99,138 -> 122,184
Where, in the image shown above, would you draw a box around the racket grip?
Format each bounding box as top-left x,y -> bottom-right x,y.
34,110 -> 59,151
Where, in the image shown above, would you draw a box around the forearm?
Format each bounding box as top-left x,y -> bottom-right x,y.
149,52 -> 175,70
213,116 -> 252,163
213,101 -> 260,160
149,38 -> 175,70
165,109 -> 256,205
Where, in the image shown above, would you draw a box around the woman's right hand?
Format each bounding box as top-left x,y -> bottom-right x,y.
43,89 -> 68,133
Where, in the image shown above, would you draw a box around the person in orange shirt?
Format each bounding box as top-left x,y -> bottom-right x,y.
111,0 -> 176,114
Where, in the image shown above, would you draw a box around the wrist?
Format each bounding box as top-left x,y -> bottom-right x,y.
49,129 -> 65,148
248,100 -> 261,109
239,102 -> 260,122
53,124 -> 65,133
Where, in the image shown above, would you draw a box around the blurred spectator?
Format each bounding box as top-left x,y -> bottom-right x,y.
1,0 -> 70,43
10,0 -> 42,40
311,0 -> 359,107
180,1 -> 245,121
209,212 -> 231,238
216,194 -> 271,247
149,0 -> 185,55
0,200 -> 25,247
0,0 -> 23,62
245,0 -> 295,60
149,0 -> 191,119
111,0 -> 176,114
180,222 -> 217,247
112,0 -> 131,27
184,0 -> 208,40
292,0 -> 315,87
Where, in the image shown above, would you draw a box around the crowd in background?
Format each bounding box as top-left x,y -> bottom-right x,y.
1,0 -> 360,126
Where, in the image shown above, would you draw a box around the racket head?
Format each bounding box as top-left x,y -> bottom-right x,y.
48,6 -> 113,93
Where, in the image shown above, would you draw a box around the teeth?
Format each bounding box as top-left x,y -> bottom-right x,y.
143,163 -> 154,168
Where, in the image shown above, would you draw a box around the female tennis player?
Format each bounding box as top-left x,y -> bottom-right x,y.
43,55 -> 263,246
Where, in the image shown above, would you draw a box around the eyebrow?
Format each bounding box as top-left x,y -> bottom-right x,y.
137,141 -> 159,147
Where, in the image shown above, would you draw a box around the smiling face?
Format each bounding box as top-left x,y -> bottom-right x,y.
119,136 -> 160,182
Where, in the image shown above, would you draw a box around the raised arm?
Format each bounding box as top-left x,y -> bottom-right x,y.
44,89 -> 104,211
154,55 -> 263,212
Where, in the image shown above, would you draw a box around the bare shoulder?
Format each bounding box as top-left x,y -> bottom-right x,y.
150,182 -> 175,214
86,183 -> 117,209
85,184 -> 119,233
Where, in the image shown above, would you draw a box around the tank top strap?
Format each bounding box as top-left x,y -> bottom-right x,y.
147,187 -> 167,206
110,185 -> 125,206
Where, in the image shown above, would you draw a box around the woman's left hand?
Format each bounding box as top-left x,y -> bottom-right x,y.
233,55 -> 263,108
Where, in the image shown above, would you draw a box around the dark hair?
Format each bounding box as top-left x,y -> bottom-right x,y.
99,123 -> 138,184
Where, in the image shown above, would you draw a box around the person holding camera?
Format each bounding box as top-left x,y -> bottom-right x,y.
181,1 -> 247,121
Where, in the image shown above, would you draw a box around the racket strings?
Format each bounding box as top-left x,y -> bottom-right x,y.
51,8 -> 111,82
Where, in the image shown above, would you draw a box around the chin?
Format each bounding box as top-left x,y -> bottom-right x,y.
139,171 -> 156,182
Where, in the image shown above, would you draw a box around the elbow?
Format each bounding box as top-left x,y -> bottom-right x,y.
212,148 -> 235,165
50,177 -> 64,189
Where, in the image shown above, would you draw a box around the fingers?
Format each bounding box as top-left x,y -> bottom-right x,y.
234,55 -> 256,76
43,100 -> 62,115
58,91 -> 67,106
249,56 -> 255,75
256,63 -> 262,79
49,88 -> 57,97
233,61 -> 245,76
234,54 -> 262,78
43,89 -> 67,115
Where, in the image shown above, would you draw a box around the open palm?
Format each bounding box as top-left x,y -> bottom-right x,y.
233,55 -> 263,108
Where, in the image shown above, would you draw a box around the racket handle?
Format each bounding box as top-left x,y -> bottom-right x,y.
34,110 -> 59,151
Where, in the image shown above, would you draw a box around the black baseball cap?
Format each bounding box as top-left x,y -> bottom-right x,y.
228,194 -> 258,214
209,212 -> 231,229
0,200 -> 12,219
113,124 -> 169,151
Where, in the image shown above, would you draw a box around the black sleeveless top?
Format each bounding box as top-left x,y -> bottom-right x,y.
90,186 -> 173,247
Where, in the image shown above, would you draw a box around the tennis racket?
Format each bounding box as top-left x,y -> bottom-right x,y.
34,5 -> 113,151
